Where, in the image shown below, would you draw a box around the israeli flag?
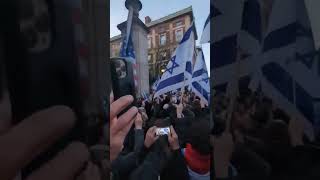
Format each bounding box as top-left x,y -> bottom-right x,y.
154,23 -> 195,97
191,48 -> 210,105
120,6 -> 137,86
252,0 -> 320,140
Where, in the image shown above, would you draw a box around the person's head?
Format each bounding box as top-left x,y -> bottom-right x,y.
192,99 -> 202,114
251,107 -> 271,127
264,119 -> 290,147
188,120 -> 211,155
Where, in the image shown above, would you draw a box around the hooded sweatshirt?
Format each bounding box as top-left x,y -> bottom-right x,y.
182,143 -> 211,180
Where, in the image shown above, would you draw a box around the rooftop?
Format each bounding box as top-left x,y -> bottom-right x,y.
110,34 -> 122,42
145,6 -> 193,27
110,6 -> 197,41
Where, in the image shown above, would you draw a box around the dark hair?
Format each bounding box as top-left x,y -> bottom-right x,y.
262,97 -> 273,106
239,88 -> 252,98
154,117 -> 171,127
188,120 -> 211,155
251,106 -> 271,125
264,120 -> 290,146
212,116 -> 226,136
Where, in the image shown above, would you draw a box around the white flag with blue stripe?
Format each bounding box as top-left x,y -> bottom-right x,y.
200,6 -> 211,44
212,0 -> 320,140
247,0 -> 320,140
191,48 -> 210,105
154,23 -> 195,97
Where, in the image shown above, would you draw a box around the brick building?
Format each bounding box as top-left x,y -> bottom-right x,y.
110,6 -> 197,84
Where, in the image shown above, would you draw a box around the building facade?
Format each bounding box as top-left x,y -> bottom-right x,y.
110,6 -> 197,85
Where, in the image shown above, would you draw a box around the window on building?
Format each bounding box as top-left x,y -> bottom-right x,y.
175,28 -> 183,42
159,26 -> 165,33
176,21 -> 182,27
148,37 -> 152,49
159,34 -> 166,46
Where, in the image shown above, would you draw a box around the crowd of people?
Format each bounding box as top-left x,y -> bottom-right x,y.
109,87 -> 320,180
109,90 -> 212,180
2,85 -> 320,180
211,88 -> 320,180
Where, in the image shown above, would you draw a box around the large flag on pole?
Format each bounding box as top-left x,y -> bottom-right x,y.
191,48 -> 210,105
120,6 -> 138,88
154,23 -> 195,97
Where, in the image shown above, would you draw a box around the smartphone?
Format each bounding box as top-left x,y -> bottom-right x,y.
110,57 -> 136,106
156,127 -> 171,136
110,57 -> 137,153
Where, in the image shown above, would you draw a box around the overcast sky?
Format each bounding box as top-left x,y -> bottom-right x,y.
110,0 -> 210,75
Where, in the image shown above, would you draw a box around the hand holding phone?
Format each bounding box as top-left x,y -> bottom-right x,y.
144,126 -> 159,148
168,126 -> 179,150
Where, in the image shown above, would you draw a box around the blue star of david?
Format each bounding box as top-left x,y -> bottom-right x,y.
165,56 -> 179,74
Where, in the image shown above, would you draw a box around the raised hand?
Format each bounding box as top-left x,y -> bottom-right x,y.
110,93 -> 138,162
144,126 -> 159,148
168,126 -> 179,150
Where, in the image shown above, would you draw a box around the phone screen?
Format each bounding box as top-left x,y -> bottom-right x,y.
156,127 -> 171,136
110,58 -> 136,104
